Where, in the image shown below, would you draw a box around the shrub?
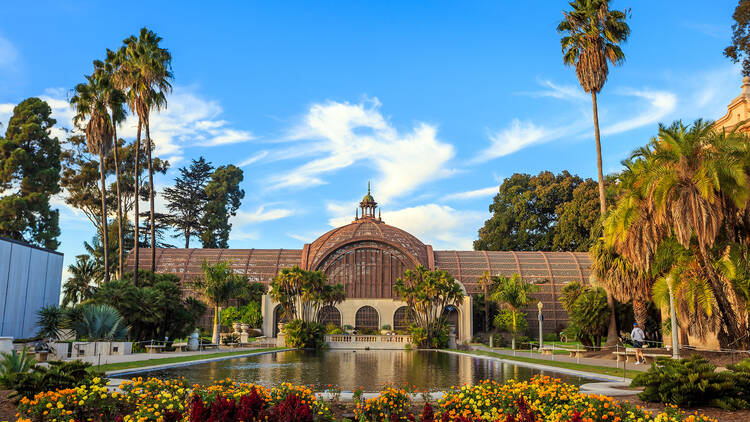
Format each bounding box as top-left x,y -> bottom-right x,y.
409,321 -> 448,349
0,348 -> 37,389
222,333 -> 240,345
283,319 -> 325,349
35,305 -> 66,340
10,360 -> 106,402
71,303 -> 128,340
631,355 -> 749,409
354,387 -> 412,421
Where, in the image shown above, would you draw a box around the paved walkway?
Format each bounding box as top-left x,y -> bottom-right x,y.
468,345 -> 652,373
71,345 -> 279,367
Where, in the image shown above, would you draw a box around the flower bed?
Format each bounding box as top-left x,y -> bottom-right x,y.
15,376 -> 718,421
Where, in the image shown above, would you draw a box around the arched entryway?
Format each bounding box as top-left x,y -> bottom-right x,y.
273,305 -> 289,337
317,306 -> 342,327
355,306 -> 379,331
393,306 -> 414,332
443,306 -> 459,339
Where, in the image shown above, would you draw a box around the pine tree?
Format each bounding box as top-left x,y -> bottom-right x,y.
0,98 -> 61,249
162,157 -> 214,248
200,165 -> 244,248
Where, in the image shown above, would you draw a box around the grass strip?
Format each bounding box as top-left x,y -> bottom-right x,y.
96,348 -> 283,373
455,349 -> 641,379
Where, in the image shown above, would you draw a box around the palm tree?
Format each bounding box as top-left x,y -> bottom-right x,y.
71,72 -> 117,284
71,304 -> 129,341
558,0 -> 630,347
477,271 -> 493,333
489,273 -> 538,350
94,51 -> 128,279
62,255 -> 97,306
119,27 -> 173,282
193,260 -> 247,344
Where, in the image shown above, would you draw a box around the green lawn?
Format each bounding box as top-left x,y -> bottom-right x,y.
96,348 -> 283,373
455,349 -> 641,379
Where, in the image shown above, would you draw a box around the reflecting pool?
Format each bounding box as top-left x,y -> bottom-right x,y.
129,350 -> 591,392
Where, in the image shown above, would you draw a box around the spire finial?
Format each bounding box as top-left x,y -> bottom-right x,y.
368,180 -> 371,194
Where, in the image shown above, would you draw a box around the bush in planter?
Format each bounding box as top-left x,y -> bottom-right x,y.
631,355 -> 748,409
283,320 -> 325,349
9,360 -> 106,402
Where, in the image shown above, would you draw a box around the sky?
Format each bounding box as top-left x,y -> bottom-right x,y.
0,1 -> 744,281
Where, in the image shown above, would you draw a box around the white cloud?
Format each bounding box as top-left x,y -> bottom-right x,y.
477,119 -> 569,161
525,79 -> 587,101
232,205 -> 294,225
444,186 -> 498,200
239,150 -> 269,167
268,99 -> 455,203
0,35 -> 18,69
601,89 -> 677,136
328,203 -> 484,250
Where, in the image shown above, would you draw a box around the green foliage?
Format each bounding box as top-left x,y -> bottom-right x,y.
35,305 -> 66,340
394,266 -> 464,349
162,156 -> 213,248
220,302 -> 263,328
8,360 -> 106,402
62,255 -> 96,306
70,304 -> 128,340
493,309 -> 528,337
325,323 -> 343,334
91,270 -> 205,341
474,171 -> 598,252
0,348 -> 37,389
725,0 -> 750,76
0,98 -> 61,249
221,333 -> 240,345
200,164 -> 245,248
269,266 -> 345,324
559,282 -> 610,348
631,355 -> 750,410
283,319 -> 326,349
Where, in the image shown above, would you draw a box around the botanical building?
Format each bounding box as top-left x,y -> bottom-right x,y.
129,187 -> 591,342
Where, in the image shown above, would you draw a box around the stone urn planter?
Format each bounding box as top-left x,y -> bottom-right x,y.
232,322 -> 241,333
187,331 -> 200,351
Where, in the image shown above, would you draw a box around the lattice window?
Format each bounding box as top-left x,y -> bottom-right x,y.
393,306 -> 414,332
318,306 -> 342,327
355,306 -> 379,330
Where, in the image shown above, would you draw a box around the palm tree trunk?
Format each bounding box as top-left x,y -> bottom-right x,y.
484,287 -> 489,333
133,118 -> 142,286
697,244 -> 744,347
212,305 -> 220,345
632,298 -> 648,329
99,151 -> 110,284
146,120 -> 156,272
592,90 -> 619,347
112,125 -> 124,280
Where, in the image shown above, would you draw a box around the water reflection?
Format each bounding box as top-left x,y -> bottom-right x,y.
138,350 -> 585,392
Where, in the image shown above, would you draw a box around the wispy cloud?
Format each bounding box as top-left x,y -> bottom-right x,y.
267,98 -> 455,203
476,119 -> 576,162
601,89 -> 677,135
233,205 -> 294,225
239,150 -> 269,167
524,79 -> 587,101
682,22 -> 726,39
0,35 -> 18,69
444,186 -> 498,200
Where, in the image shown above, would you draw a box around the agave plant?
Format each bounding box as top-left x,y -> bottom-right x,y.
0,348 -> 37,389
71,304 -> 129,341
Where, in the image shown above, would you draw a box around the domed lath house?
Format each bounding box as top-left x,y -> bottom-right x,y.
127,185 -> 591,344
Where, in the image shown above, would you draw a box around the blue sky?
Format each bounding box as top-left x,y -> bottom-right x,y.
0,1 -> 743,279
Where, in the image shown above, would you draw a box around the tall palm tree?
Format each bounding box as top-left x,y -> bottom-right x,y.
62,255 -> 96,306
71,71 -> 117,284
193,260 -> 247,344
489,273 -> 538,350
478,271 -> 493,333
94,51 -> 127,279
558,0 -> 630,346
119,27 -> 173,282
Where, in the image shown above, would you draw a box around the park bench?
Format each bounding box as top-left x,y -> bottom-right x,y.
172,342 -> 188,352
613,350 -> 669,364
200,343 -> 219,351
539,346 -> 583,358
144,345 -> 165,354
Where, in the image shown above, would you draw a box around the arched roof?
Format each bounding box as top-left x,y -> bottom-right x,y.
303,219 -> 430,270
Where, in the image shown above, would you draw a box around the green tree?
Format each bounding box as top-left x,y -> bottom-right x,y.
725,0 -> 750,76
162,157 -> 214,247
192,261 -> 248,344
558,0 -> 629,215
200,165 -> 245,248
0,98 -> 61,249
559,281 -> 611,348
118,27 -> 173,281
553,179 -> 601,251
95,52 -> 128,279
489,274 -> 538,349
475,171 -> 590,251
62,255 -> 97,306
268,266 -> 345,324
393,266 -> 464,348
71,71 -> 118,283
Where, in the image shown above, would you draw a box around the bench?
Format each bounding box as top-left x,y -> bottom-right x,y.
200,343 -> 219,351
539,347 -> 555,355
172,342 -> 188,352
144,345 -> 165,354
613,350 -> 669,364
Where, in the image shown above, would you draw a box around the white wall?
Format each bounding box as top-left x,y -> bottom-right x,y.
0,238 -> 63,339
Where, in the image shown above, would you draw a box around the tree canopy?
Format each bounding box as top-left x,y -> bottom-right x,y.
200,164 -> 245,248
162,157 -> 213,248
0,98 -> 61,249
726,0 -> 750,76
475,171 -> 600,252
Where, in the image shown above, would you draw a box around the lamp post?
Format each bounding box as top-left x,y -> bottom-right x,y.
537,301 -> 544,351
